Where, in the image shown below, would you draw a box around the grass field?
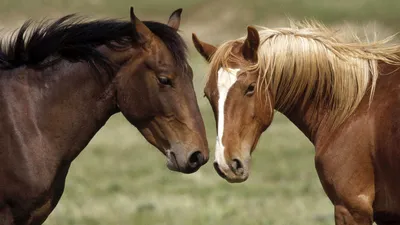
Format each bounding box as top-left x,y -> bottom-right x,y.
1,0 -> 400,224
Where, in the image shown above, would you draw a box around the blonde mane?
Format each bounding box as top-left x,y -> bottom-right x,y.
209,20 -> 400,127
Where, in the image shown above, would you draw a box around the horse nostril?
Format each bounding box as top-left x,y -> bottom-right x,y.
188,151 -> 203,168
231,158 -> 244,176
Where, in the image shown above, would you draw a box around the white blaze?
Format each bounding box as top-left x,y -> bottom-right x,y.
215,68 -> 240,168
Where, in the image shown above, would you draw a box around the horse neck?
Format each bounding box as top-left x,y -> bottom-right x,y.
278,96 -> 332,147
269,70 -> 349,146
29,58 -> 119,161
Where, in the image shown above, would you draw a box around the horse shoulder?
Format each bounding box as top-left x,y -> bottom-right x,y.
0,69 -> 65,223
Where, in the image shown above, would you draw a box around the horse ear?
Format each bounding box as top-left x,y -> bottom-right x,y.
192,33 -> 217,62
167,8 -> 182,30
242,26 -> 260,62
130,7 -> 153,42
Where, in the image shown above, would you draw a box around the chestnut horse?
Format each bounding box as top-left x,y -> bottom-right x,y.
193,22 -> 400,225
0,7 -> 209,225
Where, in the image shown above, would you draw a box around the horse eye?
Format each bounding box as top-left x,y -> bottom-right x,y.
245,83 -> 255,95
158,76 -> 172,86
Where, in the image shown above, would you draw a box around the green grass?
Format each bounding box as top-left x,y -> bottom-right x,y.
243,0 -> 400,27
1,0 -> 399,224
1,0 -> 400,30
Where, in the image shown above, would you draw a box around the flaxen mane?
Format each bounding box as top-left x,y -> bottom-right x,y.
209,20 -> 400,127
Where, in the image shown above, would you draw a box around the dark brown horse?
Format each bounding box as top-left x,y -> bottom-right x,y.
193,21 -> 400,225
0,8 -> 209,225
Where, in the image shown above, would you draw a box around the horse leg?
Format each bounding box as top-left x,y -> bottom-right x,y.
315,148 -> 375,225
0,205 -> 15,225
334,204 -> 373,225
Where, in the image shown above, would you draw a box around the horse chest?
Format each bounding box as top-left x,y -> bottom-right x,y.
9,163 -> 70,225
26,197 -> 53,225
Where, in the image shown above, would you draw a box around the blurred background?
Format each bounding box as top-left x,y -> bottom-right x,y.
1,0 -> 400,224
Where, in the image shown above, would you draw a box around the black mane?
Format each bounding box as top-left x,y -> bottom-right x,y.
0,15 -> 188,74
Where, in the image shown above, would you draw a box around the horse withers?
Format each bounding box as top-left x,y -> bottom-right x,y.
0,7 -> 208,225
193,22 -> 400,225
